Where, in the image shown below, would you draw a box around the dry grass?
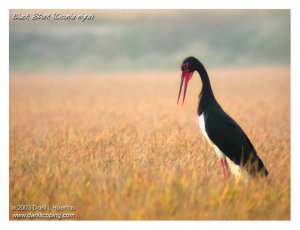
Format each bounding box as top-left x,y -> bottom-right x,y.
9,67 -> 290,220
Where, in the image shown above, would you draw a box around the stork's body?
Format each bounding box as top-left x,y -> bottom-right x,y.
177,57 -> 268,178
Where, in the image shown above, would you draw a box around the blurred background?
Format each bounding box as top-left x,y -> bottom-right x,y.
10,9 -> 290,73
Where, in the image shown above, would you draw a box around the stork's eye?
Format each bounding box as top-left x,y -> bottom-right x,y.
183,63 -> 189,71
181,63 -> 189,71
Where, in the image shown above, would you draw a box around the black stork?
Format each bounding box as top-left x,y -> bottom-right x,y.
177,56 -> 268,179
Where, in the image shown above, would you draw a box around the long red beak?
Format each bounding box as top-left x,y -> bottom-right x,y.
177,70 -> 193,105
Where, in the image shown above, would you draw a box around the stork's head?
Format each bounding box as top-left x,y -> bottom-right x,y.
177,57 -> 198,105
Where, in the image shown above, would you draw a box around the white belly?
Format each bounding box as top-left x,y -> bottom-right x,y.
198,114 -> 241,178
198,114 -> 225,159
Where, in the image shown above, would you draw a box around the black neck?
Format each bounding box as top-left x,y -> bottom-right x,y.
196,61 -> 218,116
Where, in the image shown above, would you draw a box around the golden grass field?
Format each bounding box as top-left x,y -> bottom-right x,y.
9,67 -> 290,220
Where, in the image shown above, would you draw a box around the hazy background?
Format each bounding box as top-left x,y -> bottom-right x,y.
10,9 -> 290,73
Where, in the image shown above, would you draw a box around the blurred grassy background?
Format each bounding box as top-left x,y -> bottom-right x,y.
10,9 -> 290,73
10,68 -> 290,220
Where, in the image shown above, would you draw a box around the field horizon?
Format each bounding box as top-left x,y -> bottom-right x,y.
10,66 -> 290,220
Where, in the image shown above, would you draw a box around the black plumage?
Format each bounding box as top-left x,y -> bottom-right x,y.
178,56 -> 268,177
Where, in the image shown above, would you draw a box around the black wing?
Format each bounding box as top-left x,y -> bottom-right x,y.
204,108 -> 268,176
